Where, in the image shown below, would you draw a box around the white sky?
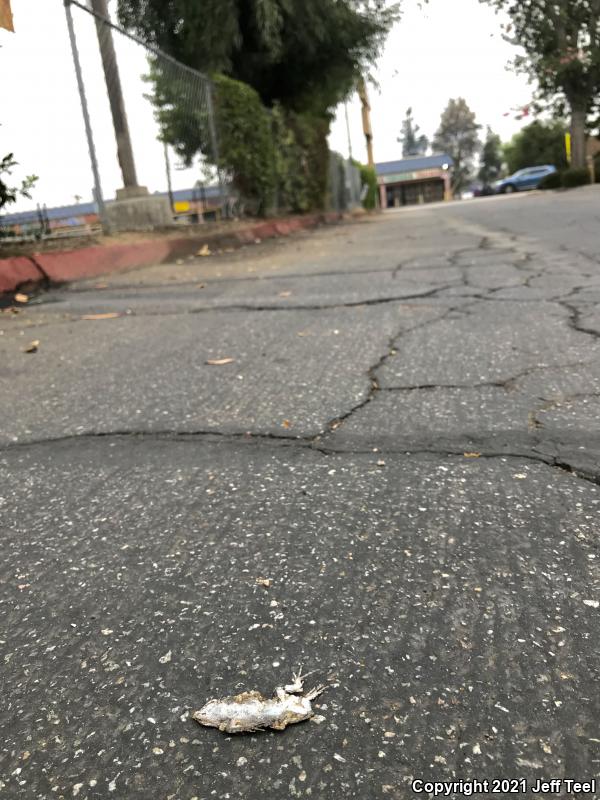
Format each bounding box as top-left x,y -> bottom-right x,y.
0,0 -> 534,213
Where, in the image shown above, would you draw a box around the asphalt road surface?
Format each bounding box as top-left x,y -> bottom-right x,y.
2,187 -> 600,799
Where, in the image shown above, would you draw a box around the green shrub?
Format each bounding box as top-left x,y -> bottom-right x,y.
271,104 -> 305,212
538,172 -> 562,190
286,111 -> 330,212
213,75 -> 330,216
353,161 -> 378,209
213,74 -> 277,215
561,167 -> 591,188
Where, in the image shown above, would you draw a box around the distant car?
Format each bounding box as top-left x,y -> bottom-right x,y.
494,165 -> 557,194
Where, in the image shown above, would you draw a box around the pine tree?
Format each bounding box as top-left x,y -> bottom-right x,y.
117,0 -> 399,115
397,108 -> 429,157
478,127 -> 503,187
432,98 -> 480,196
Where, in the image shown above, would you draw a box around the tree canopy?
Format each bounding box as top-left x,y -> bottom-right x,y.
432,98 -> 480,195
480,0 -> 600,167
0,152 -> 37,214
478,126 -> 503,186
117,0 -> 399,116
503,120 -> 568,175
397,107 -> 428,157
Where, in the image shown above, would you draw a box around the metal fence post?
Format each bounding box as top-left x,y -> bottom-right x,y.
63,0 -> 110,234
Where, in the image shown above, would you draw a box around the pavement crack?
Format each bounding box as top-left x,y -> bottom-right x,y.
62,265 -> 399,294
321,305 -> 460,436
528,390 -> 600,429
2,287 -> 464,334
4,430 -> 599,488
558,299 -> 600,342
0,428 -> 314,453
188,284 -> 460,314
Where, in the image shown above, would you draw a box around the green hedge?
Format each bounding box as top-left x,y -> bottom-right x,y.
353,161 -> 378,209
539,168 -> 592,190
538,172 -> 562,190
561,168 -> 591,188
213,75 -> 277,215
213,74 -> 330,216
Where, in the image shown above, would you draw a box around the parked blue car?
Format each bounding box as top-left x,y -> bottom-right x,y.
494,165 -> 557,193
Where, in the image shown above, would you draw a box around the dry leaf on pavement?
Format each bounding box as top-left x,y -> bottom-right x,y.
256,577 -> 272,588
278,291 -> 292,298
197,244 -> 211,257
282,419 -> 292,429
206,357 -> 235,366
464,452 -> 481,458
24,340 -> 39,353
14,293 -> 29,303
80,313 -> 121,321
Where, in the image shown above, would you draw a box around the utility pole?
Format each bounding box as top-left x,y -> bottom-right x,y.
89,0 -> 139,190
357,78 -> 374,168
344,102 -> 353,161
64,0 -> 109,232
163,141 -> 174,212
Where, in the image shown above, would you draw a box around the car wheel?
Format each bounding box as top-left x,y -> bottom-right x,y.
503,184 -> 516,194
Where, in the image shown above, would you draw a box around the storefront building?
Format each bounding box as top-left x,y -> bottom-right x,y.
376,154 -> 454,208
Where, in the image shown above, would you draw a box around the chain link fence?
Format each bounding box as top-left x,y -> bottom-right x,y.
67,0 -> 225,231
328,152 -> 363,212
1,1 -> 362,239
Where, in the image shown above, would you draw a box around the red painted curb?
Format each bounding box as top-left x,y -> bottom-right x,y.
0,257 -> 41,294
0,212 -> 342,294
35,240 -> 175,283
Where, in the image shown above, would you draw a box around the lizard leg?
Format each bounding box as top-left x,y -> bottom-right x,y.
284,668 -> 317,694
305,684 -> 327,700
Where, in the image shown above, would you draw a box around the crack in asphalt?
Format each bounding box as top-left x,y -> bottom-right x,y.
61,265 -> 399,294
529,390 -> 600,429
559,299 -> 600,342
1,285 -> 466,334
323,305 -> 461,435
379,358 -> 599,393
4,225 -> 600,490
2,429 -> 599,487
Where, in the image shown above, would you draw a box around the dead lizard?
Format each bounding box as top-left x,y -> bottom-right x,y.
192,670 -> 326,733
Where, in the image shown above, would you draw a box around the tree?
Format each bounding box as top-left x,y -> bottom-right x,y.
397,107 -> 428,157
432,98 -> 480,196
117,0 -> 398,116
0,153 -> 37,213
480,0 -> 600,168
478,126 -> 503,186
503,120 -> 569,175
118,0 -> 398,213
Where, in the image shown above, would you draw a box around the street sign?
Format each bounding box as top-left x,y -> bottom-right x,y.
565,132 -> 572,164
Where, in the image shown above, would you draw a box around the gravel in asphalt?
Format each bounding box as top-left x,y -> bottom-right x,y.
1,188 -> 600,798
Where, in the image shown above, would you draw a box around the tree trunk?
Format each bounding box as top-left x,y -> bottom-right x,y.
570,107 -> 587,170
